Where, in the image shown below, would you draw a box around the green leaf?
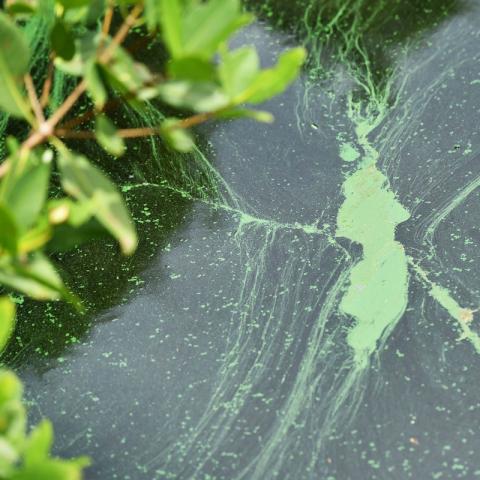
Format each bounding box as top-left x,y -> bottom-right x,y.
4,162 -> 50,231
0,12 -> 30,77
18,220 -> 52,254
0,12 -> 31,117
167,57 -> 217,82
95,115 -> 125,157
216,108 -> 274,123
0,437 -> 18,471
11,459 -> 89,480
6,1 -> 38,16
0,369 -> 23,404
160,119 -> 195,152
0,253 -> 71,302
158,0 -> 183,56
50,20 -> 75,61
0,205 -> 19,255
0,296 -> 16,353
182,0 -> 253,58
156,81 -> 229,112
56,0 -> 92,9
48,219 -> 109,253
219,46 -> 259,98
246,47 -> 306,104
85,62 -> 107,109
54,31 -> 97,77
57,151 -> 137,255
86,0 -> 105,27
104,42 -> 152,94
24,420 -> 53,466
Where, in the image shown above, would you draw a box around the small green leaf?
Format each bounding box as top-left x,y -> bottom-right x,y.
0,12 -> 31,117
95,115 -> 125,157
0,369 -> 23,404
246,47 -> 306,104
216,108 -> 274,123
24,420 -> 53,466
158,0 -> 183,56
54,31 -> 97,77
6,1 -> 38,16
56,0 -> 91,9
18,220 -> 52,254
156,81 -> 229,112
0,296 -> 16,353
48,219 -> 109,253
104,42 -> 152,93
0,12 -> 30,77
0,253 -> 72,302
219,46 -> 259,98
4,162 -> 51,231
182,0 -> 253,58
50,20 -> 75,61
161,119 -> 195,152
10,459 -> 89,480
0,437 -> 18,469
167,57 -> 217,82
86,0 -> 105,27
0,205 -> 19,255
57,151 -> 137,255
85,63 -> 107,109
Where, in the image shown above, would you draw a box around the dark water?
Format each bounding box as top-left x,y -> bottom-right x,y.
4,1 -> 480,479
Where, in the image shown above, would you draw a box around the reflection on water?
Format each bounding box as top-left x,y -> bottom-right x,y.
4,1 -> 480,479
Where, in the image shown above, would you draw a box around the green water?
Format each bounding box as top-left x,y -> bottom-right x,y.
3,1 -> 480,479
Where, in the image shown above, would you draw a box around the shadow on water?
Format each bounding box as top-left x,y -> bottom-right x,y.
1,104 -> 218,374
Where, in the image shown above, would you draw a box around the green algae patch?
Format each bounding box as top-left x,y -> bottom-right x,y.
339,142 -> 360,162
337,164 -> 410,366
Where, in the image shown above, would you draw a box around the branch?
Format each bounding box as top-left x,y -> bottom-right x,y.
40,57 -> 55,108
20,4 -> 144,153
55,127 -> 158,139
102,2 -> 114,36
46,79 -> 87,129
55,111 -> 217,140
24,74 -> 45,123
99,3 -> 143,64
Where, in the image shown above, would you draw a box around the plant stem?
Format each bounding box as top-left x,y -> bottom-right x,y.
24,74 -> 45,124
99,4 -> 143,64
40,57 -> 55,108
102,2 -> 114,35
55,111 -> 216,140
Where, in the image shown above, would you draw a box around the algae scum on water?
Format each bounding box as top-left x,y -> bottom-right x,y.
6,1 -> 480,479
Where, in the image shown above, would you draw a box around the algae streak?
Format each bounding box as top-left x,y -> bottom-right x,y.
337,164 -> 410,367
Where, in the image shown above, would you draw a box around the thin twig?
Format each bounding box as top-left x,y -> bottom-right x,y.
46,79 -> 87,129
56,127 -> 157,139
98,1 -> 114,52
55,111 -> 217,140
40,57 -> 55,108
99,3 -> 143,64
176,112 -> 213,129
24,74 -> 45,123
102,2 -> 114,35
